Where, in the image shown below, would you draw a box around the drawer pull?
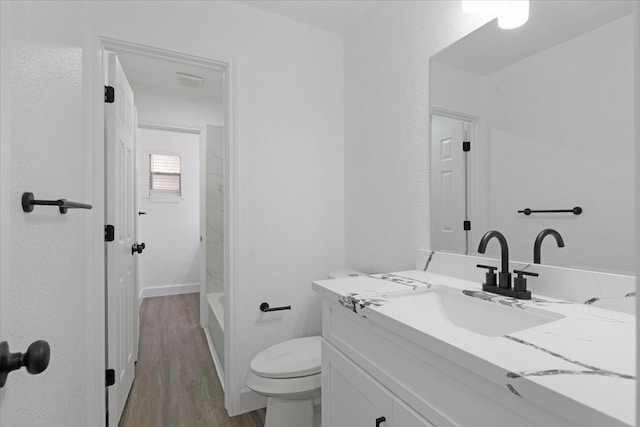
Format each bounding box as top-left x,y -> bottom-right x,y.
375,416 -> 386,426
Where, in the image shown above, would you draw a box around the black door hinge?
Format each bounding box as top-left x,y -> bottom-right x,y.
105,225 -> 115,242
463,220 -> 471,231
105,86 -> 115,103
106,369 -> 115,387
463,141 -> 471,152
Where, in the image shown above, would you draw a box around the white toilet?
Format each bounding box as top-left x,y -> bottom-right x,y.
246,269 -> 362,427
246,336 -> 322,427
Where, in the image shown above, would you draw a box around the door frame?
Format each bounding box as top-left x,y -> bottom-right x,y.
88,33 -> 238,422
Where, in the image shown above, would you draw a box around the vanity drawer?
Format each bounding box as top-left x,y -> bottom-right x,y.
322,340 -> 435,427
322,300 -> 577,427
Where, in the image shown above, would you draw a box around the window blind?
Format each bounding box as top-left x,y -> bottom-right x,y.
150,154 -> 181,196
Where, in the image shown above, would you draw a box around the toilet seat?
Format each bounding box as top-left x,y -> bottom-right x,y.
250,336 -> 321,379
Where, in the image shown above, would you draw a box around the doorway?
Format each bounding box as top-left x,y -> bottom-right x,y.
98,37 -> 234,424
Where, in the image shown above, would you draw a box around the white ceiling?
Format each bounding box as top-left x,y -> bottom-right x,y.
433,0 -> 633,76
116,51 -> 224,105
239,0 -> 379,34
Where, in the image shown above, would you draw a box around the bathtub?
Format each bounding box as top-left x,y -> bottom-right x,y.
206,292 -> 225,387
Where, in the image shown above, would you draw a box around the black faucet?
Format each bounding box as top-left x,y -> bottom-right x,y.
477,230 -> 511,289
476,230 -> 533,299
533,229 -> 564,264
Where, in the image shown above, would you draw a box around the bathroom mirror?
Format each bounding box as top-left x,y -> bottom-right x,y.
429,0 -> 635,275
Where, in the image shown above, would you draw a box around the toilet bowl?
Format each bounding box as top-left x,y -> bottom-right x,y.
246,336 -> 322,427
247,269 -> 362,427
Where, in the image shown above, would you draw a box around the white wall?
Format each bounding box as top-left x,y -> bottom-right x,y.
137,128 -> 201,297
344,2 -> 492,274
89,0 -> 345,415
0,1 -> 98,425
483,15 -> 634,274
431,62 -> 482,117
134,85 -> 224,128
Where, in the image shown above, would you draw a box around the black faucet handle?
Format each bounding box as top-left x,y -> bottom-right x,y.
513,269 -> 538,278
476,264 -> 498,287
513,269 -> 537,297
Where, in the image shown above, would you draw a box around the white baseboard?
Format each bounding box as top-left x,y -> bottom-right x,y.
139,282 -> 200,300
204,327 -> 225,391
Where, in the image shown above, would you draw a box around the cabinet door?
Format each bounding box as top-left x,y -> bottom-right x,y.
323,342 -> 392,427
393,399 -> 434,427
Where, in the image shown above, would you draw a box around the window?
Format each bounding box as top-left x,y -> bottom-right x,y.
149,154 -> 181,197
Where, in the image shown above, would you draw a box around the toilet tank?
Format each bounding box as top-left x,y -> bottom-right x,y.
328,269 -> 363,279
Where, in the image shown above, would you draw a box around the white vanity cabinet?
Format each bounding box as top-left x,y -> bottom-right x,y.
320,299 -> 588,427
323,340 -> 433,427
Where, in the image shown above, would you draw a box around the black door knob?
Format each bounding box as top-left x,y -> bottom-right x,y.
131,242 -> 146,255
0,340 -> 50,388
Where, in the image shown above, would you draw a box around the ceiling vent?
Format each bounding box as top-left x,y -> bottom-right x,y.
176,72 -> 204,89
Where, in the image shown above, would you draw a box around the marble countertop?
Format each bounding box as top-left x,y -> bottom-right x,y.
312,270 -> 636,427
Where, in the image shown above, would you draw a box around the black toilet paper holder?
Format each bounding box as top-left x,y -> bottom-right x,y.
260,302 -> 291,312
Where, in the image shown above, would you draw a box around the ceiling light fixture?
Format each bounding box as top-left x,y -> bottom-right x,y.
461,0 -> 529,30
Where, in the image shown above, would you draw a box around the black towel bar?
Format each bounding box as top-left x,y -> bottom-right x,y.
518,207 -> 582,216
22,192 -> 92,214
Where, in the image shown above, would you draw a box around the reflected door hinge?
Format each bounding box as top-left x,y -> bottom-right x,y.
106,369 -> 115,387
463,141 -> 471,152
463,220 -> 471,231
105,86 -> 115,103
105,225 -> 115,242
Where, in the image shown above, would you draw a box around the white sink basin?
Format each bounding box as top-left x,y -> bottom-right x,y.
376,286 -> 565,337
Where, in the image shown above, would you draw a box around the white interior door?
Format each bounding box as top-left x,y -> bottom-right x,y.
430,114 -> 469,253
105,51 -> 137,426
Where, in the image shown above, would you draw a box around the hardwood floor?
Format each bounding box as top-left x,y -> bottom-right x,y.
119,293 -> 266,427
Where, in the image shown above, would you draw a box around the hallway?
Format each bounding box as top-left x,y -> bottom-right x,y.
119,294 -> 265,427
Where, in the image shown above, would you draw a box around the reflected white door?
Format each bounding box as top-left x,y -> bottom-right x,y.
430,115 -> 469,254
105,51 -> 137,426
